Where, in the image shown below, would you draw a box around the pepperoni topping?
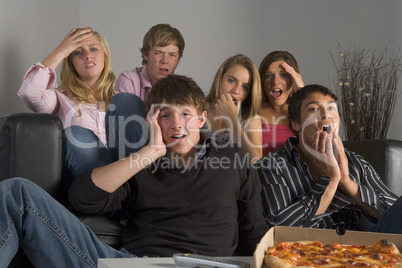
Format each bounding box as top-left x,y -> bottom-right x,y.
265,240 -> 401,267
291,248 -> 306,256
276,242 -> 289,251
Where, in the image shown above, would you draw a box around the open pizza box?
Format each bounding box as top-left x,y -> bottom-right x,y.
253,226 -> 402,268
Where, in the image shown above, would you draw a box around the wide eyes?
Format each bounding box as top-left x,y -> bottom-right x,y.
308,105 -> 337,113
228,78 -> 235,84
242,85 -> 250,91
264,73 -> 288,79
227,78 -> 250,91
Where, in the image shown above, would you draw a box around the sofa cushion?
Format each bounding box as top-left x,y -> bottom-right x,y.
0,113 -> 63,199
343,139 -> 402,196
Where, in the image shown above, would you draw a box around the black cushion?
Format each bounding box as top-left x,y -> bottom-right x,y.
0,113 -> 123,267
343,139 -> 402,196
0,113 -> 63,199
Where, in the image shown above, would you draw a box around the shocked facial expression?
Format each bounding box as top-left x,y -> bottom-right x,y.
291,92 -> 340,148
263,60 -> 293,107
157,103 -> 206,158
70,35 -> 105,84
144,43 -> 180,86
221,64 -> 251,105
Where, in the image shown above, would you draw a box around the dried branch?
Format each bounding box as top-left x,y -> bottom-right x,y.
331,44 -> 401,140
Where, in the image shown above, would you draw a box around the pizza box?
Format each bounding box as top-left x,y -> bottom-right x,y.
253,226 -> 402,268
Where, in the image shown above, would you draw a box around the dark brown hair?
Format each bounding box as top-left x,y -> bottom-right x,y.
259,51 -> 300,102
145,74 -> 205,116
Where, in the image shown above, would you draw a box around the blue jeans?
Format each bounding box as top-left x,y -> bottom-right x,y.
371,195 -> 402,234
63,93 -> 149,183
105,93 -> 149,161
0,178 -> 135,267
63,126 -> 113,180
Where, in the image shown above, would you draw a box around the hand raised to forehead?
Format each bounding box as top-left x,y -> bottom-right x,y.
42,28 -> 94,70
280,62 -> 304,92
57,28 -> 93,59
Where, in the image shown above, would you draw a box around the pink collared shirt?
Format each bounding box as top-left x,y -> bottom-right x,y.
18,62 -> 107,146
114,65 -> 152,101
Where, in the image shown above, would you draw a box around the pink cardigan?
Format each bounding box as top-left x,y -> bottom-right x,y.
18,63 -> 107,146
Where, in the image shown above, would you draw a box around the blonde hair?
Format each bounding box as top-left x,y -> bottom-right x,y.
205,54 -> 261,123
60,27 -> 115,111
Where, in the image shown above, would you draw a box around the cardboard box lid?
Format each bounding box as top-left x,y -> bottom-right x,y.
253,226 -> 402,268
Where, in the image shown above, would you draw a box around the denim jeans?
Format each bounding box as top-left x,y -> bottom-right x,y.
63,93 -> 149,183
0,178 -> 135,267
371,195 -> 402,234
63,126 -> 113,181
105,93 -> 149,161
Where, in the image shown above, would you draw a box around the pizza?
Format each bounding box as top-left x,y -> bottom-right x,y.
264,239 -> 402,267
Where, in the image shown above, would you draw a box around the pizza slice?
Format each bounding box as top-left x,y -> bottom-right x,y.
264,239 -> 402,267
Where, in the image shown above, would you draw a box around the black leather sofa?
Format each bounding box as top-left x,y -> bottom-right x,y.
343,139 -> 402,196
0,113 -> 123,267
1,113 -> 401,266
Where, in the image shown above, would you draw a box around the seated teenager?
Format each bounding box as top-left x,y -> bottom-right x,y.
257,84 -> 402,234
115,23 -> 185,98
205,54 -> 262,162
0,74 -> 268,267
258,51 -> 304,155
18,27 -> 116,182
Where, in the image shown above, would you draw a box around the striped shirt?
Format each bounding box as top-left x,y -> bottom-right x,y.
257,137 -> 398,231
18,63 -> 107,146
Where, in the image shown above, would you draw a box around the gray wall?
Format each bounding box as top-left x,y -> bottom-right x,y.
1,0 -> 402,140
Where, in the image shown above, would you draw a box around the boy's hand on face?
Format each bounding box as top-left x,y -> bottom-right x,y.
308,130 -> 341,183
146,106 -> 166,158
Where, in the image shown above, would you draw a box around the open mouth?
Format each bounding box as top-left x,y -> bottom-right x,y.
160,68 -> 169,74
172,134 -> 185,140
231,96 -> 238,104
322,125 -> 331,134
272,89 -> 283,98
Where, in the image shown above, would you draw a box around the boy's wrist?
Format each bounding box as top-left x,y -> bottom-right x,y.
145,144 -> 166,159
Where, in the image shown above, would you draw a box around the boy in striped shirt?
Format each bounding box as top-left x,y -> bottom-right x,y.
258,84 -> 401,234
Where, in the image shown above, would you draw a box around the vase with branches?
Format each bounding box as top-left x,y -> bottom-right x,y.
331,45 -> 401,140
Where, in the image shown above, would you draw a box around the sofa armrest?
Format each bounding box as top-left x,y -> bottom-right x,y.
0,113 -> 63,199
343,139 -> 402,196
